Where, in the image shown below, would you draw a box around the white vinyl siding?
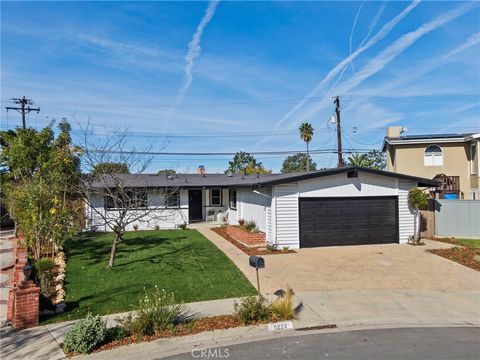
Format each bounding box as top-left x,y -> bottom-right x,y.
273,183 -> 299,248
398,180 -> 416,244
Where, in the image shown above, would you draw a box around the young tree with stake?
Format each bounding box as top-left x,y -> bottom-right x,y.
76,125 -> 181,268
407,188 -> 428,244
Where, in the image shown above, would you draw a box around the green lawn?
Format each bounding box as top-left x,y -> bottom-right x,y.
43,230 -> 255,323
451,238 -> 480,251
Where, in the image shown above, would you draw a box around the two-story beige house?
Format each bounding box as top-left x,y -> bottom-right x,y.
382,127 -> 479,199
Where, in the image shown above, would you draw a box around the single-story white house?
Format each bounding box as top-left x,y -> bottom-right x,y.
86,166 -> 437,249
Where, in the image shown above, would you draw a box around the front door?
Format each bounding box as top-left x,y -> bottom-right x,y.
188,190 -> 203,221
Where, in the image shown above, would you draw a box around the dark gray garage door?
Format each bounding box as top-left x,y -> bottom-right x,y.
299,196 -> 399,248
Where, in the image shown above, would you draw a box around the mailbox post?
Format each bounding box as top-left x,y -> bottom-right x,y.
249,255 -> 265,298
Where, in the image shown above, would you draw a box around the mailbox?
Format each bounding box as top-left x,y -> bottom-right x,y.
249,255 -> 265,269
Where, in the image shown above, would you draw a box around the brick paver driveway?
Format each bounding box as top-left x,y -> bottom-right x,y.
199,228 -> 480,294
258,240 -> 480,293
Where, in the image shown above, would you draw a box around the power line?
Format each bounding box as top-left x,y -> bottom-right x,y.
83,147 -> 373,156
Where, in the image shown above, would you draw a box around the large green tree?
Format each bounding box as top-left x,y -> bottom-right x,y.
225,152 -> 270,174
281,153 -> 317,173
0,121 -> 81,259
347,150 -> 386,170
299,122 -> 314,171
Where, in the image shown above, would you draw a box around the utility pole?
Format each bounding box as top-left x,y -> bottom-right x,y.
5,96 -> 40,129
334,96 -> 344,167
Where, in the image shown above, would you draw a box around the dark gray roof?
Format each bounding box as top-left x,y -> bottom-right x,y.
88,166 -> 437,189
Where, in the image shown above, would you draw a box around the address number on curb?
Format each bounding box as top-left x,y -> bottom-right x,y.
268,321 -> 293,332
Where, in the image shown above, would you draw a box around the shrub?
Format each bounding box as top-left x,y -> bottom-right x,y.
105,326 -> 129,343
154,225 -> 160,230
234,296 -> 272,325
118,286 -> 187,336
266,243 -> 278,253
34,258 -> 55,296
244,220 -> 258,233
63,314 -> 107,354
238,219 -> 245,226
177,222 -> 187,230
282,246 -> 290,253
271,287 -> 295,320
133,224 -> 139,231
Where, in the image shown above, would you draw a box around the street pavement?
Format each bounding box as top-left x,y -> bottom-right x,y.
165,327 -> 480,360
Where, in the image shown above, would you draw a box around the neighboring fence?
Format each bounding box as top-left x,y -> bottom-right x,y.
434,200 -> 480,238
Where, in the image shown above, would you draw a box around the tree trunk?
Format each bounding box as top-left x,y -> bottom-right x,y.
413,210 -> 418,243
306,142 -> 310,171
108,235 -> 121,268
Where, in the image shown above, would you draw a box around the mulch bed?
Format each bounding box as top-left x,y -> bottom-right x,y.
428,247 -> 480,271
64,315 -> 264,357
211,227 -> 296,255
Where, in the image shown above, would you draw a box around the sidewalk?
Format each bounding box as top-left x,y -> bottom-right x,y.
2,289 -> 479,360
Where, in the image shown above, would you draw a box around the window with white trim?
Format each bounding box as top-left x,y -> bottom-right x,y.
424,145 -> 443,166
229,189 -> 237,209
210,189 -> 222,206
470,143 -> 478,175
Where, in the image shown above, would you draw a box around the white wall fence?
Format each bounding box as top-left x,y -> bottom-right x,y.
434,200 -> 480,238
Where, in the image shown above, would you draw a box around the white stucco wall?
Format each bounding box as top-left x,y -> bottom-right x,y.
271,172 -> 417,248
86,189 -> 189,231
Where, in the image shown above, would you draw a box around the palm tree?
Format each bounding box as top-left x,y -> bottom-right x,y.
347,153 -> 371,168
299,122 -> 314,171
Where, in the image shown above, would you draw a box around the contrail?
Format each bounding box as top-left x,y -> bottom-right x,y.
167,0 -> 219,123
267,1 -> 420,135
330,1 -> 388,105
296,2 -> 477,127
443,31 -> 480,59
349,1 -> 364,75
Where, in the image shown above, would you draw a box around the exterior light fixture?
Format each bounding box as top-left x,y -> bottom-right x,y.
23,264 -> 33,280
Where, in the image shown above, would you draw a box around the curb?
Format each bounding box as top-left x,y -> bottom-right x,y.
74,319 -> 480,359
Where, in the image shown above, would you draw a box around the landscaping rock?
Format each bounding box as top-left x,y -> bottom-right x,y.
474,255 -> 480,262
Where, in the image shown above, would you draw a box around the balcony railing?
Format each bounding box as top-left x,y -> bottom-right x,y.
433,174 -> 460,195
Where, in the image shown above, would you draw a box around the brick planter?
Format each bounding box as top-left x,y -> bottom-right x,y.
7,241 -> 41,330
226,225 -> 266,248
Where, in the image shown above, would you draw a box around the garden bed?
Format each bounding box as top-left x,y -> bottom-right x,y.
226,225 -> 266,247
64,314 -> 255,357
428,247 -> 480,271
212,227 -> 296,255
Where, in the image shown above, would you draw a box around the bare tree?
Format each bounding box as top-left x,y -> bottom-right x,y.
76,124 -> 183,268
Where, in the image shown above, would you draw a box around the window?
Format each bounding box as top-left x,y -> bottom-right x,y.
424,145 -> 443,166
165,190 -> 180,208
210,189 -> 222,206
105,189 -> 147,209
229,189 -> 237,209
471,143 -> 478,175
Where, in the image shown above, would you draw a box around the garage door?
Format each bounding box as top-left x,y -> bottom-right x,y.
299,196 -> 398,247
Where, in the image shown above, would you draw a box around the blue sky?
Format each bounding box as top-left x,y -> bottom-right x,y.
1,1 -> 479,173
